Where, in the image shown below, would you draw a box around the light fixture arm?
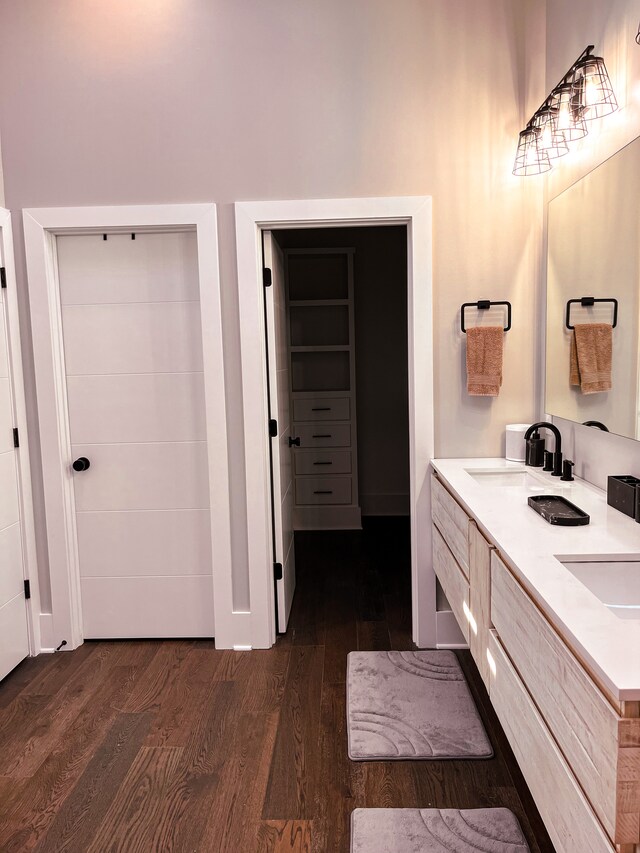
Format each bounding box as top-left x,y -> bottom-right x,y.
525,45 -> 595,128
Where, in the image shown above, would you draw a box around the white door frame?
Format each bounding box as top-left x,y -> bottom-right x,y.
0,208 -> 41,654
23,204 -> 234,651
235,196 -> 435,650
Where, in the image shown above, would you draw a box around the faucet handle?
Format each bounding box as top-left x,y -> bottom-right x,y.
543,450 -> 554,472
561,459 -> 575,482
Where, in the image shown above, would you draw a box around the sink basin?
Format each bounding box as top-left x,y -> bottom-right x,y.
557,556 -> 640,620
465,467 -> 550,488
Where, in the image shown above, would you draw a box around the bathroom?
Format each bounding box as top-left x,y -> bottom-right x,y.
1,1 -> 640,851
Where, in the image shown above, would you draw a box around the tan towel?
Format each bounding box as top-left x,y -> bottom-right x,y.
466,326 -> 503,396
570,323 -> 612,394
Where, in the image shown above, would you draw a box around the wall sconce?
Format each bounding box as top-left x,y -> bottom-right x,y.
636,21 -> 640,45
513,45 -> 617,176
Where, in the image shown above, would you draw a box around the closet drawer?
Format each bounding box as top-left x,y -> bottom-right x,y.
488,631 -> 613,853
431,474 -> 470,577
293,397 -> 350,422
295,476 -> 352,505
294,450 -> 351,475
491,551 -> 626,841
432,524 -> 470,643
295,423 -> 351,448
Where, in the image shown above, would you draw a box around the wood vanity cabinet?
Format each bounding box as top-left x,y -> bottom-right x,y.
431,472 -> 640,853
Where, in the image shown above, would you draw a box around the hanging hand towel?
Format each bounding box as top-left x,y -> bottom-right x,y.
466,326 -> 503,396
570,323 -> 612,394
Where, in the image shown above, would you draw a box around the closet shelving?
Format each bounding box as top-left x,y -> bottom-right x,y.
285,248 -> 361,530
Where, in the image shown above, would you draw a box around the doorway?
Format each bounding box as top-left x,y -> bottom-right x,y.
235,196 -> 434,650
24,203 -> 233,650
266,226 -> 411,634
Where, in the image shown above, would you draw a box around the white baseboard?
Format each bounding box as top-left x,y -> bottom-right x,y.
360,493 -> 409,516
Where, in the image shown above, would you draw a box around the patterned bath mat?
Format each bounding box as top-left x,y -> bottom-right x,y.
351,808 -> 531,852
346,651 -> 492,760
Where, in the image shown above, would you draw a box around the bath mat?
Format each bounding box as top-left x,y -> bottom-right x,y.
351,808 -> 531,852
347,651 -> 492,760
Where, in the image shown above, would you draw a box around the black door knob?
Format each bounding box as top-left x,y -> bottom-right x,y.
72,457 -> 91,472
288,436 -> 300,447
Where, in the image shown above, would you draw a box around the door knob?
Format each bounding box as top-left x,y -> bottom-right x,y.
288,436 -> 300,447
72,457 -> 91,472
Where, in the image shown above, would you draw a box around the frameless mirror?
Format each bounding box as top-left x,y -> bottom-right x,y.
546,136 -> 640,440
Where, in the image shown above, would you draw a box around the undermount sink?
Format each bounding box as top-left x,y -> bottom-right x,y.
465,467 -> 551,488
557,556 -> 640,620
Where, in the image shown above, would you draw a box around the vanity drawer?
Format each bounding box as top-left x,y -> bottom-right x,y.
294,450 -> 351,475
488,631 -> 614,853
432,524 -> 470,643
293,397 -> 350,422
491,551 -> 625,841
294,423 -> 351,448
431,474 -> 470,577
295,476 -> 352,505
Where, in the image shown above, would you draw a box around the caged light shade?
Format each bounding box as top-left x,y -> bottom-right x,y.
550,82 -> 588,141
513,126 -> 551,176
573,53 -> 618,120
531,106 -> 569,159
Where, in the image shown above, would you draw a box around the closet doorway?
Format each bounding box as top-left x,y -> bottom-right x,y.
264,227 -> 411,633
235,196 -> 434,651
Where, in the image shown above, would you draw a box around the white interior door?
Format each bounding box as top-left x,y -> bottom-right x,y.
263,231 -> 296,632
56,231 -> 214,638
0,257 -> 30,679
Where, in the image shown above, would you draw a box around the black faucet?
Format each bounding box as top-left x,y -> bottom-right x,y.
583,420 -> 609,432
524,422 -> 563,476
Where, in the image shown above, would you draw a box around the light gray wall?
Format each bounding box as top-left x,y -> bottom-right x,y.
0,0 -> 545,612
275,226 -> 409,514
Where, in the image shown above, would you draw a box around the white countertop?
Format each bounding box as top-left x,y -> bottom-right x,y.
431,457 -> 640,701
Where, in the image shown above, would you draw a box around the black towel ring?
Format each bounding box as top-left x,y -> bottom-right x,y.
565,297 -> 618,330
461,300 -> 512,333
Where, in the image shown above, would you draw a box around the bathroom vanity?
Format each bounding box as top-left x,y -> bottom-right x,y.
431,458 -> 640,853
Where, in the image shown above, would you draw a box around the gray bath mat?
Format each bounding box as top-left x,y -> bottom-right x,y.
351,808 -> 531,852
347,651 -> 492,760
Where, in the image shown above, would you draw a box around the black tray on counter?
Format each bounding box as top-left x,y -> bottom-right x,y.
527,495 -> 590,526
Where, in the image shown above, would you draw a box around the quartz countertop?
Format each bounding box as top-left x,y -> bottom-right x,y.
431,457 -> 640,701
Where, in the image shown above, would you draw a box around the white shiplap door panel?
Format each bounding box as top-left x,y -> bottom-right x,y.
61,302 -> 204,376
55,230 -> 213,639
0,452 -> 19,532
80,576 -> 214,638
0,210 -> 33,674
77,509 -> 212,578
0,379 -> 13,454
264,232 -> 296,633
0,523 -> 23,608
67,373 -> 206,445
71,442 -> 210,513
57,232 -> 200,306
0,596 -> 29,677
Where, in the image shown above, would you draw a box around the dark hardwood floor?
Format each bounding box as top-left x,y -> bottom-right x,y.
0,519 -> 555,852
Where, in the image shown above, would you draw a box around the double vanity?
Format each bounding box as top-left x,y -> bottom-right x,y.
431,458 -> 640,853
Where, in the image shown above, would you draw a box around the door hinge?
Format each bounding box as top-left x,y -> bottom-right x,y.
24,579 -> 31,599
269,419 -> 278,438
273,562 -> 283,581
0,267 -> 6,288
13,428 -> 19,448
263,267 -> 272,287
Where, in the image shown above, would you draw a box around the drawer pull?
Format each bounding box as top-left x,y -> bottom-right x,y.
313,461 -> 332,466
312,434 -> 332,438
314,490 -> 333,494
311,407 -> 331,411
